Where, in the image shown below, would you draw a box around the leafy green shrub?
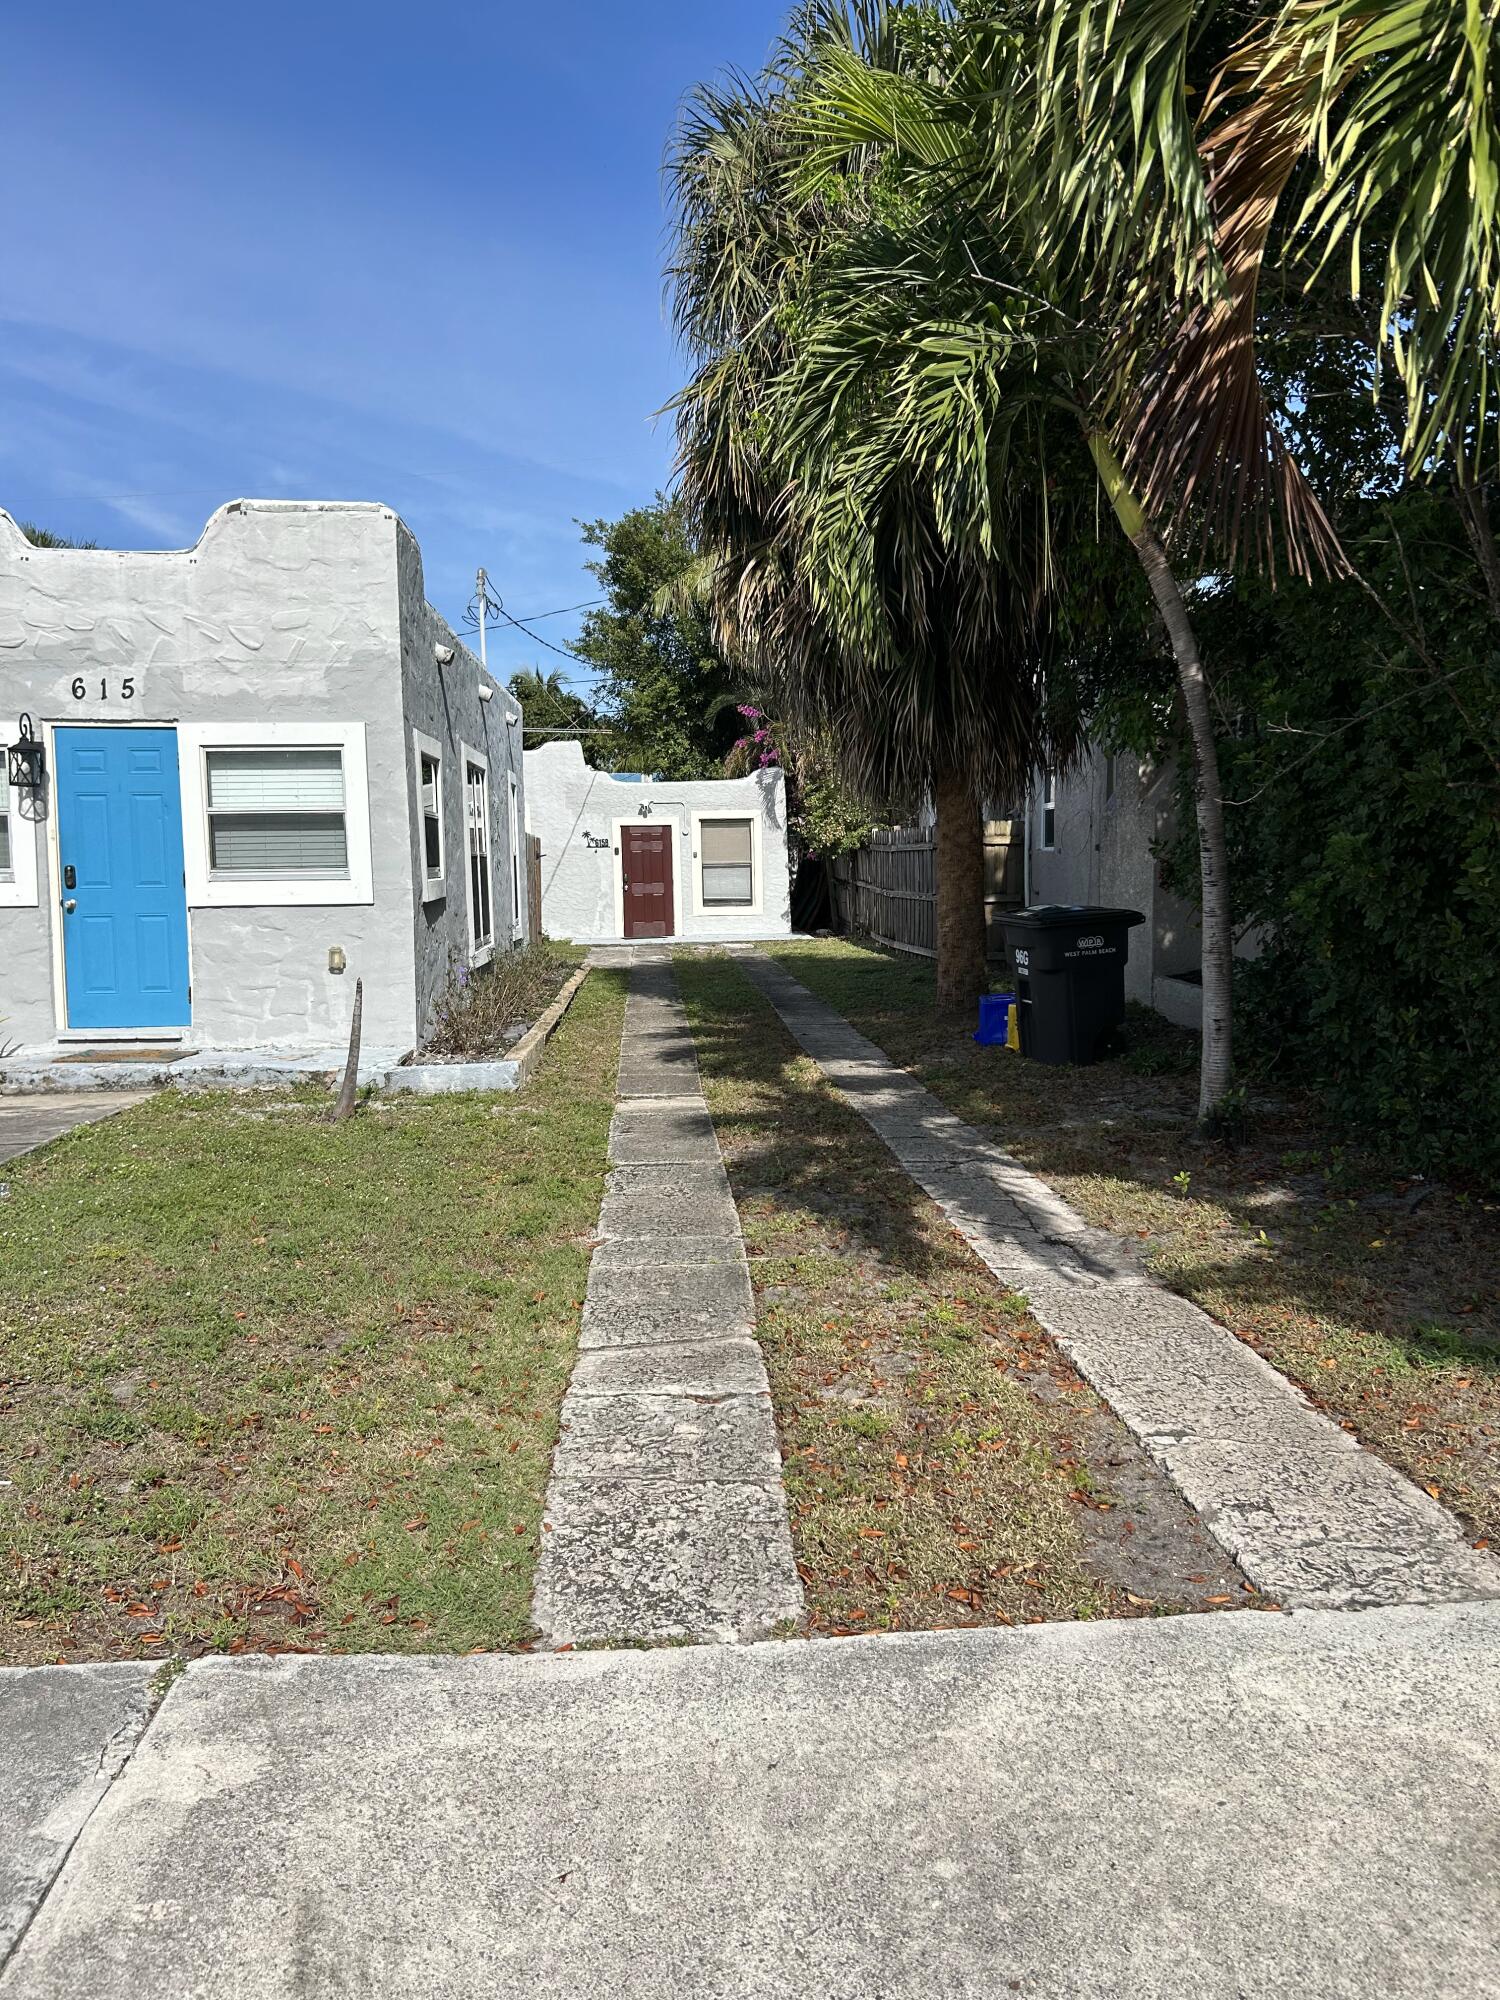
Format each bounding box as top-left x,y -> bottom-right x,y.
1154,492 -> 1500,1183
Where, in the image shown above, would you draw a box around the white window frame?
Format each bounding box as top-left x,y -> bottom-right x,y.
462,742 -> 495,966
690,808 -> 763,919
413,728 -> 445,902
1037,771 -> 1058,852
508,769 -> 523,940
0,723 -> 40,908
180,722 -> 373,908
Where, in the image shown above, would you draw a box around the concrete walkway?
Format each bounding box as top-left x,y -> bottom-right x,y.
4,1602 -> 1498,1997
531,952 -> 801,1645
734,953 -> 1500,1613
0,1093 -> 149,1167
0,1664 -> 157,1963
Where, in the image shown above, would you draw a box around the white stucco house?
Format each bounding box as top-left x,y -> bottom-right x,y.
524,739 -> 792,944
0,500 -> 527,1060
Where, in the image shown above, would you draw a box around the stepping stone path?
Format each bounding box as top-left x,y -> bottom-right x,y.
735,951 -> 1500,1615
532,952 -> 802,1646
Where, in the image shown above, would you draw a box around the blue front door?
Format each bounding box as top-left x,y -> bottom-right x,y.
56,727 -> 191,1030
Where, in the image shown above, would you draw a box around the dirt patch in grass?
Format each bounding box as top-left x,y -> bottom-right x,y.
765,939 -> 1500,1548
417,940 -> 586,1061
675,952 -> 1254,1636
0,968 -> 627,1666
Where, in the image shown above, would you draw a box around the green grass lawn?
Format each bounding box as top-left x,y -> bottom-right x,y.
676,952 -> 1257,1635
764,939 -> 1500,1548
1,968 -> 626,1667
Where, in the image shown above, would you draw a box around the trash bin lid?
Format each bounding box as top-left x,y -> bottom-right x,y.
999,903 -> 1145,932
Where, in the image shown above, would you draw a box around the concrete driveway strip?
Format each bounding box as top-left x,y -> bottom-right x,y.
0,1664 -> 158,1965
737,953 -> 1500,1614
0,1094 -> 150,1167
531,953 -> 801,1647
4,1604 -> 1498,1999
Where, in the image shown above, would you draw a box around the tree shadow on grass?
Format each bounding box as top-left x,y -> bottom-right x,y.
673,957 -> 966,1291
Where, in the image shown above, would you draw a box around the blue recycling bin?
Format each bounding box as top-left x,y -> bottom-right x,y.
974,992 -> 1015,1046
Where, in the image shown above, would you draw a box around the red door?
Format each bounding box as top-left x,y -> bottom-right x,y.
621,823 -> 675,938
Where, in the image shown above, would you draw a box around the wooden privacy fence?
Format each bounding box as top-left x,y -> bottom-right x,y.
830,821 -> 1024,959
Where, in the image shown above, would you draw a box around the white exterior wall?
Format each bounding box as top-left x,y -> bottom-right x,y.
524,740 -> 792,944
1027,749 -> 1204,1021
0,501 -> 521,1055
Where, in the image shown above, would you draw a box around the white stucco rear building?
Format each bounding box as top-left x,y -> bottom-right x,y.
523,739 -> 792,944
0,500 -> 528,1060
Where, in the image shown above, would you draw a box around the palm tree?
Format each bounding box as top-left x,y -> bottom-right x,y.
18,525 -> 97,549
1043,0 -> 1500,508
792,0 -> 1469,1121
507,667 -> 598,750
706,0 -> 1500,1114
668,6 -> 1088,1011
732,9 -> 1243,1116
1024,0 -> 1500,1098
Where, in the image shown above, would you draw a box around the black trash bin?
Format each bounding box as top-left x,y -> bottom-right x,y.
997,904 -> 1145,1065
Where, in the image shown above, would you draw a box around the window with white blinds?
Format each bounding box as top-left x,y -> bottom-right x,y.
421,754 -> 443,886
205,747 -> 349,877
700,817 -> 754,907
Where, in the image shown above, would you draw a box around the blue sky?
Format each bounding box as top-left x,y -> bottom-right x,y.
0,2 -> 785,683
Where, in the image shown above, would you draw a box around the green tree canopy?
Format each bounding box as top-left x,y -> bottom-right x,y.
570,498 -> 745,779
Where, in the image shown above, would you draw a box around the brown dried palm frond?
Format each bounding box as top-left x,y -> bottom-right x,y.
1120,27 -> 1349,580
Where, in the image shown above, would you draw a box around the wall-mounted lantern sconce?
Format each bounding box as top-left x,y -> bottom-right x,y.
637,802 -> 654,818
7,714 -> 44,791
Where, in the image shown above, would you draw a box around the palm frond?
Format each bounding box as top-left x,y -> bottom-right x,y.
1274,0 -> 1500,473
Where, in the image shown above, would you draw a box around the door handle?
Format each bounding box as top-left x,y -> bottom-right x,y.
64,899 -> 76,913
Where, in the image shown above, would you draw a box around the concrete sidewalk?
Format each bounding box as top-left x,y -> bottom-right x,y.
0,1093 -> 150,1166
532,954 -> 800,1645
4,1603 -> 1498,1997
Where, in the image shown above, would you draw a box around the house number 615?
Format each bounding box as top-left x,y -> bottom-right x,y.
70,677 -> 136,700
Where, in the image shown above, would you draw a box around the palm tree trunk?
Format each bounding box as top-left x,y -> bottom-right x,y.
1129,530 -> 1234,1122
331,978 -> 364,1125
933,764 -> 987,1014
1087,433 -> 1233,1124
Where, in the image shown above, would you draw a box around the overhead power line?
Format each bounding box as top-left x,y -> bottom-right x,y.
462,573 -> 605,687
514,596 -> 605,621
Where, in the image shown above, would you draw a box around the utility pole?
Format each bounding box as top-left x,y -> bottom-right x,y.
475,565 -> 489,673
